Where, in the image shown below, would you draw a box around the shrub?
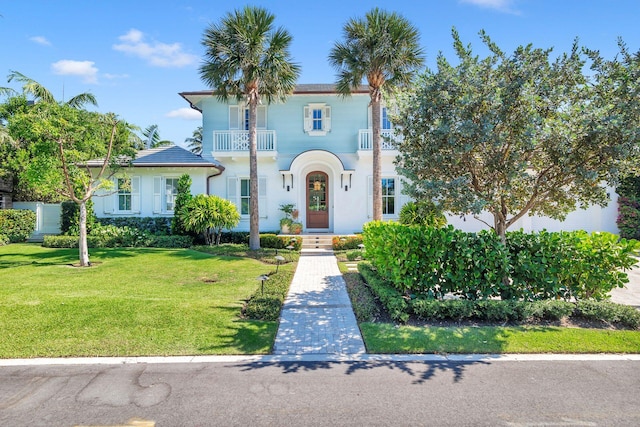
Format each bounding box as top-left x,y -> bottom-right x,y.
219,231 -> 250,244
332,235 -> 363,250
0,209 -> 36,243
259,234 -> 302,250
575,300 -> 640,329
180,194 -> 240,245
346,250 -> 364,261
96,217 -> 172,235
43,232 -> 192,249
0,234 -> 10,246
617,196 -> 640,240
359,263 -> 409,323
171,174 -> 193,236
149,235 -> 193,248
60,200 -> 97,235
399,200 -> 447,228
243,269 -> 293,321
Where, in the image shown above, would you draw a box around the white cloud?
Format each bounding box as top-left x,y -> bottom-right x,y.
103,73 -> 129,80
460,0 -> 521,14
166,108 -> 202,120
51,60 -> 99,84
113,29 -> 198,67
30,36 -> 51,46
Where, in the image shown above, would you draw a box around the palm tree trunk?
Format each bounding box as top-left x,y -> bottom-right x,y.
78,200 -> 90,267
248,100 -> 260,250
371,97 -> 383,221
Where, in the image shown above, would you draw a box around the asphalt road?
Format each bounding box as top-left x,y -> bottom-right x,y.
1,359 -> 639,426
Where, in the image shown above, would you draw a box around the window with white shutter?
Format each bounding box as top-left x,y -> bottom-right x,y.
229,105 -> 267,130
303,103 -> 331,136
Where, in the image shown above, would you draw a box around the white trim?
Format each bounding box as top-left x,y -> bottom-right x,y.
303,103 -> 331,136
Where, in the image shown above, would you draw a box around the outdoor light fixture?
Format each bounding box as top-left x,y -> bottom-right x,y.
257,274 -> 269,295
313,180 -> 322,191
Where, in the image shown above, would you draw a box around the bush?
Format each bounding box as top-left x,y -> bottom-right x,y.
259,234 -> 302,250
399,200 -> 447,228
359,262 -> 409,323
617,196 -> 640,240
243,269 -> 293,321
575,300 -> 640,329
332,235 -> 363,250
43,232 -> 192,249
0,234 -> 10,246
60,200 -> 97,235
346,250 -> 364,261
149,235 -> 193,248
96,217 -> 172,235
0,209 -> 36,243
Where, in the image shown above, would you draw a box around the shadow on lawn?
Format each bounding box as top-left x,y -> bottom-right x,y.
0,247 -> 141,269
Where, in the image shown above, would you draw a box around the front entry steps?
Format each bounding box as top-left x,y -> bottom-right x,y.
301,234 -> 334,251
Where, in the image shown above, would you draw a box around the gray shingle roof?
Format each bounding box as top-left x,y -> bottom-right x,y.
86,145 -> 224,171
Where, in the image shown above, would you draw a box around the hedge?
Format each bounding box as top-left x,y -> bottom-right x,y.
360,262 -> 640,329
96,217 -> 172,235
43,233 -> 192,249
0,209 -> 36,243
332,235 -> 363,250
363,221 -> 639,301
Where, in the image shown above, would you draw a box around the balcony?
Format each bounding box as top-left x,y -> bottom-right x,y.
358,129 -> 401,157
212,130 -> 277,158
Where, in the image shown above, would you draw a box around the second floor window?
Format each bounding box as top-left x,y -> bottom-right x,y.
229,105 -> 267,130
304,104 -> 331,136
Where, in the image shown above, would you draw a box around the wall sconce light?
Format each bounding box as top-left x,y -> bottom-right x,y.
287,185 -> 290,192
345,185 -> 348,192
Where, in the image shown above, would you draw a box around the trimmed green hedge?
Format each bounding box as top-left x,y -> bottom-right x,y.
332,235 -> 363,250
43,233 -> 192,248
259,234 -> 302,251
0,209 -> 36,243
96,217 -> 172,235
363,221 -> 639,301
360,262 -> 640,329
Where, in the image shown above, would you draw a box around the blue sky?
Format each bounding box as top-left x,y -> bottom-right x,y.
1,0 -> 638,146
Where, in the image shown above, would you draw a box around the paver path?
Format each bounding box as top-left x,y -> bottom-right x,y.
273,250 -> 366,355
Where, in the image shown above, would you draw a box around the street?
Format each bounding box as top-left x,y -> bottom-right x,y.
1,358 -> 639,426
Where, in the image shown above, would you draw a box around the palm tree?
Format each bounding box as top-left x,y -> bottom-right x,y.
329,8 -> 424,220
4,70 -> 98,108
200,6 -> 300,250
185,126 -> 203,155
142,124 -> 173,149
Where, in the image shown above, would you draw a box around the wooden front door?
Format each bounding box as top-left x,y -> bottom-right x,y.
306,172 -> 329,228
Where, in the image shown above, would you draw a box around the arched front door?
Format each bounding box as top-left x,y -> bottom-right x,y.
306,171 -> 329,228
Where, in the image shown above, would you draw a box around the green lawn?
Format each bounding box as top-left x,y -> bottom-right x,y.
0,243 -> 294,358
361,323 -> 640,354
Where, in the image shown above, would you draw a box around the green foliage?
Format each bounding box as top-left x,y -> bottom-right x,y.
243,267 -> 295,321
346,250 -> 364,261
363,221 -> 639,302
96,217 -> 172,235
399,200 -> 447,228
60,200 -> 97,235
0,209 -> 35,242
171,174 -> 193,235
393,30 -> 640,241
43,231 -> 192,249
575,301 -> 640,329
0,234 -> 9,246
332,235 -> 363,250
359,262 -> 409,323
259,234 -> 302,251
617,196 -> 640,240
180,194 -> 240,245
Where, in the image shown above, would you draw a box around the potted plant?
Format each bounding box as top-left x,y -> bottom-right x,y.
279,203 -> 295,234
290,222 -> 302,234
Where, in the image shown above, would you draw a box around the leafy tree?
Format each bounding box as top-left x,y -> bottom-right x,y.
7,102 -> 136,266
185,126 -> 203,155
329,8 -> 424,220
393,29 -> 640,243
1,72 -> 101,201
180,194 -> 240,245
199,6 -> 300,250
171,173 -> 193,235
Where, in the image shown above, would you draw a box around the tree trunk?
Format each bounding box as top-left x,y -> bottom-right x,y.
248,100 -> 260,250
371,96 -> 383,221
78,200 -> 91,267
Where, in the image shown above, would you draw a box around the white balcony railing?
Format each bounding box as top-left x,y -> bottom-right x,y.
358,129 -> 401,150
213,130 -> 276,152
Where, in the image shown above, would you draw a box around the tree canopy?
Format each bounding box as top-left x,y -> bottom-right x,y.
393,29 -> 640,242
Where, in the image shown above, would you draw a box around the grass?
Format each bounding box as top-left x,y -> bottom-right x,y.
339,262 -> 640,354
361,323 -> 640,354
0,243 -> 295,358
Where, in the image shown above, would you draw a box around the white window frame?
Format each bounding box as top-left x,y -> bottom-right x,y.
303,103 -> 331,136
109,176 -> 140,214
381,177 -> 396,216
153,176 -> 179,214
227,176 -> 268,219
229,105 -> 267,130
368,105 -> 394,130
367,176 -> 408,218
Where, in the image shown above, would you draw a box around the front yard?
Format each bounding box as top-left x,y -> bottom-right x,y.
0,244 -> 294,358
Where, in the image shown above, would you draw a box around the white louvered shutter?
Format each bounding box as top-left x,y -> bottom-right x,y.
303,106 -> 311,132
258,176 -> 268,218
153,176 -> 162,213
131,176 -> 141,213
229,105 -> 240,130
324,106 -> 331,131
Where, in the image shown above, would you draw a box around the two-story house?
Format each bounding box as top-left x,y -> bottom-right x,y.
91,83 -> 619,236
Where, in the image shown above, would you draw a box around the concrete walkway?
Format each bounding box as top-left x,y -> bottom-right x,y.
273,250 -> 366,355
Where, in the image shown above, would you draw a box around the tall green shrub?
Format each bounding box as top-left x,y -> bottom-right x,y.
171,174 -> 193,235
399,200 -> 447,228
180,194 -> 240,245
60,200 -> 96,235
0,209 -> 36,242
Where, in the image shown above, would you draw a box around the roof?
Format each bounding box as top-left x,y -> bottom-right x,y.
180,83 -> 370,111
86,145 -> 225,171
